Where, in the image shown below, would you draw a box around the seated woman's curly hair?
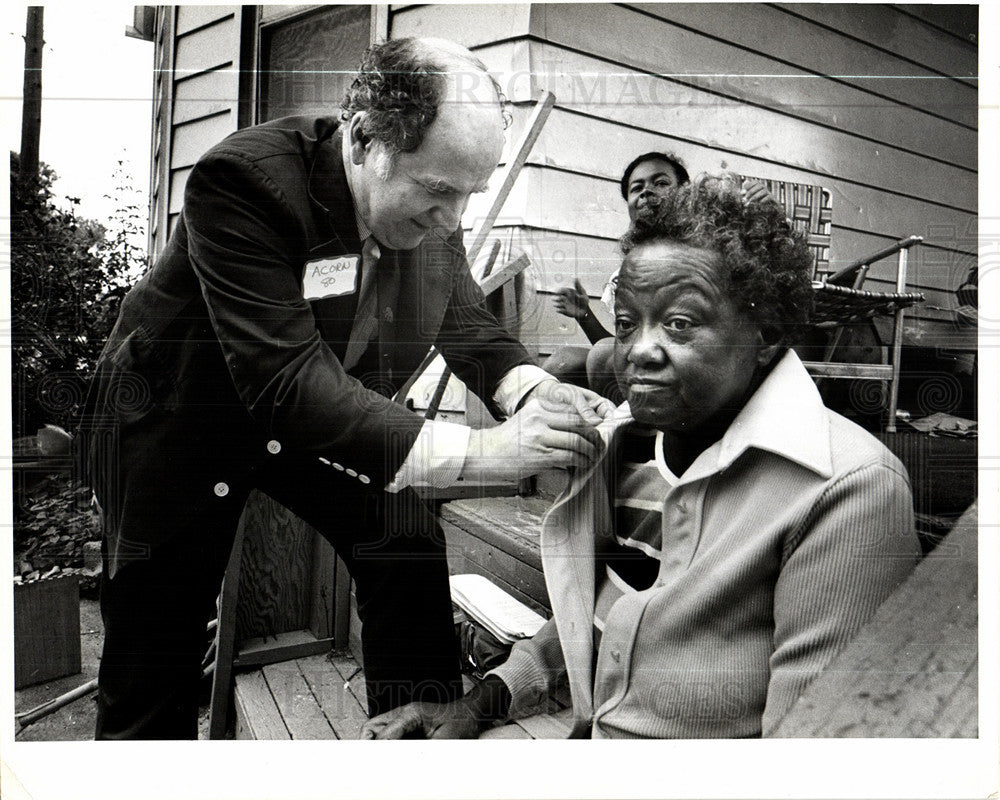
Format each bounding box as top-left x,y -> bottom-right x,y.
341,38 -> 511,155
619,173 -> 814,343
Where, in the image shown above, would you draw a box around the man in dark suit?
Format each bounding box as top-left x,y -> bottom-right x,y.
82,37 -> 611,739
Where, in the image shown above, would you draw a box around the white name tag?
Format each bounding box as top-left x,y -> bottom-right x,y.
302,255 -> 360,300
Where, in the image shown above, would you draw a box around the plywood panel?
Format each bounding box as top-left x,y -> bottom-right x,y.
176,6 -> 237,36
390,3 -> 531,48
171,112 -> 236,168
173,66 -> 239,126
773,3 -> 976,86
520,44 -> 976,212
623,3 -> 977,131
174,14 -> 239,78
234,491 -> 319,641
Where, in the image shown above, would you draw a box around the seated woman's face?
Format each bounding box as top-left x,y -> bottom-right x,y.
612,240 -> 768,433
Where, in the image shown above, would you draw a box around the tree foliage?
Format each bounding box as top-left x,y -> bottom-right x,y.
11,151 -> 147,437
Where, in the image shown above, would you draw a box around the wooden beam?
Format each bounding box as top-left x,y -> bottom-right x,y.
466,90 -> 556,264
802,362 -> 893,380
208,525 -> 246,738
479,253 -> 531,298
233,630 -> 336,669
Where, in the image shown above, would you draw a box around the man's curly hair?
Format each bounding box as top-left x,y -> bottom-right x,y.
619,173 -> 814,342
341,38 -> 510,155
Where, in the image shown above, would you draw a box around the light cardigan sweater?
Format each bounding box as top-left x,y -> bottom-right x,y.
488,350 -> 920,738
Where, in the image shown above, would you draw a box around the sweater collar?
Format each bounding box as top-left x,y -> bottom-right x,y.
683,349 -> 833,482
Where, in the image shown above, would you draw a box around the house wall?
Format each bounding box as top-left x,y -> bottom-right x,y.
391,3 -> 977,354
149,6 -> 245,253
150,3 -> 978,353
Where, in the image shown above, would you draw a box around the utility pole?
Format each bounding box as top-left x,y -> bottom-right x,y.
20,6 -> 44,185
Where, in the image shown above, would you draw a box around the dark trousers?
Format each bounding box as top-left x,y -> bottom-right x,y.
95,453 -> 462,739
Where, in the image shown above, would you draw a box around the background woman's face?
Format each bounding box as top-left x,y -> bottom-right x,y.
625,159 -> 682,221
613,241 -> 766,432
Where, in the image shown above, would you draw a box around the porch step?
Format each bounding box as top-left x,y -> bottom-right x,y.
232,649 -> 570,739
440,495 -> 551,616
233,651 -> 366,740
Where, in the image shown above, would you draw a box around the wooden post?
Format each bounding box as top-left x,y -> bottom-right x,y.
19,7 -> 44,183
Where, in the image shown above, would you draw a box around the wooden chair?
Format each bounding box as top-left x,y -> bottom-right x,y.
801,235 -> 925,433
737,176 -> 924,431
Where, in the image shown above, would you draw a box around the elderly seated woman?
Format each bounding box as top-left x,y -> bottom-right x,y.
363,174 -> 921,740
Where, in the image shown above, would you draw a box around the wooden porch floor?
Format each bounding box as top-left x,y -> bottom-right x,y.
233,650 -> 572,740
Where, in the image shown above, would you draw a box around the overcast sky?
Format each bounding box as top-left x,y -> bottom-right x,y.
2,2 -> 153,225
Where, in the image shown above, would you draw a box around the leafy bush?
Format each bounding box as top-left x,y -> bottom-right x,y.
10,151 -> 146,438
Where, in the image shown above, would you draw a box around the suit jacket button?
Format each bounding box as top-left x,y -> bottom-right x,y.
267,440 -> 281,454
346,468 -> 358,478
358,474 -> 371,484
214,482 -> 230,497
332,463 -> 345,471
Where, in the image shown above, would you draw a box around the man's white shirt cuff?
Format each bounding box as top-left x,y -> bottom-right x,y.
386,418 -> 471,492
493,364 -> 554,417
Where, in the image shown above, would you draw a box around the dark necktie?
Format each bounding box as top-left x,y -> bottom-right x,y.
342,237 -> 381,372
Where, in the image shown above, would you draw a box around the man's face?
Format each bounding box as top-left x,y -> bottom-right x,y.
349,99 -> 504,250
625,158 -> 682,221
613,241 -> 768,432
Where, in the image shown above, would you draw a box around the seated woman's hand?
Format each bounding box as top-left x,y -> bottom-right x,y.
361,698 -> 484,740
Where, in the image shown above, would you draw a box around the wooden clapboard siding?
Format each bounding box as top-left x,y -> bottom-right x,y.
497,103 -> 976,256
149,6 -> 242,257
467,165 -> 974,258
626,3 -> 977,133
171,113 -> 236,168
173,67 -> 240,127
774,4 -> 976,88
148,7 -> 173,256
515,43 -> 975,215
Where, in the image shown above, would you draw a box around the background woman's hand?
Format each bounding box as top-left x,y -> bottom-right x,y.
553,279 -> 592,320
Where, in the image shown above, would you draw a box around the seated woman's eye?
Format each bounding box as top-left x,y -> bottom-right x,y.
615,317 -> 636,336
664,317 -> 693,332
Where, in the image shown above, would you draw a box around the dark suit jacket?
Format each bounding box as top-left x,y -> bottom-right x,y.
85,116 -> 532,576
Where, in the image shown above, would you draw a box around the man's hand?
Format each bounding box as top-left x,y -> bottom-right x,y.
527,378 -> 616,425
361,699 -> 483,740
462,384 -> 611,483
553,279 -> 592,320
